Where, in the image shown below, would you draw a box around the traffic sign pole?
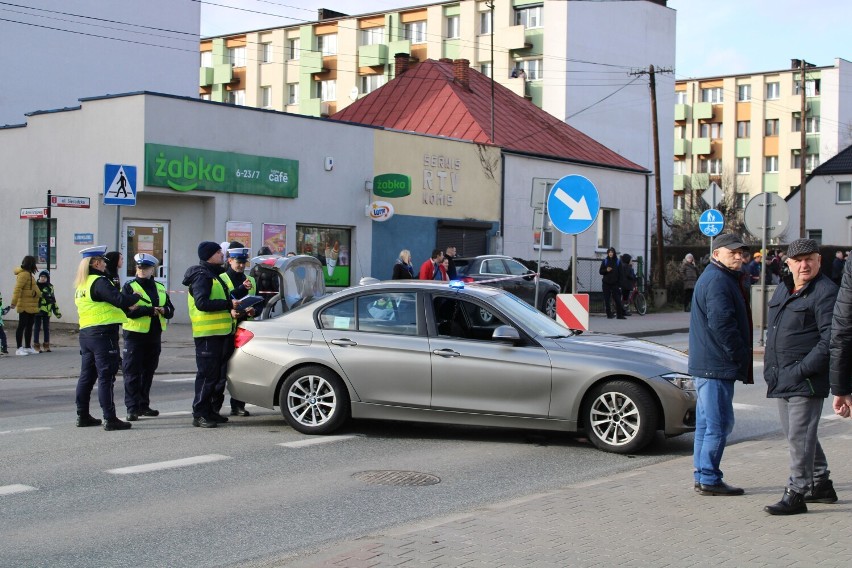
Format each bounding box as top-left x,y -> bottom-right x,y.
46,189 -> 52,267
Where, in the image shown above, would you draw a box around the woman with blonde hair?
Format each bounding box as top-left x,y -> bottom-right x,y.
391,249 -> 415,279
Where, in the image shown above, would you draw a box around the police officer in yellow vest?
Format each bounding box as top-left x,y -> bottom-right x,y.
122,253 -> 174,422
183,241 -> 240,428
73,245 -> 142,431
215,244 -> 257,417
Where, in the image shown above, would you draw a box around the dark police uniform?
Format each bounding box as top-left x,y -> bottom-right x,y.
215,264 -> 256,416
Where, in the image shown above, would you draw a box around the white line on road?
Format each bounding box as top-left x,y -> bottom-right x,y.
279,435 -> 358,448
160,377 -> 195,383
732,403 -> 764,411
0,427 -> 52,435
106,454 -> 231,475
0,484 -> 38,496
157,411 -> 193,417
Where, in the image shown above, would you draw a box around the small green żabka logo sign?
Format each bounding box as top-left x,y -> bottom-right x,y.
373,174 -> 411,198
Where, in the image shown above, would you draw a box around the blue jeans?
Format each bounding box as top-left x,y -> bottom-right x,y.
693,377 -> 736,485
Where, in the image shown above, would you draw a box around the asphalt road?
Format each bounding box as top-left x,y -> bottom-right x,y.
0,332 -> 800,568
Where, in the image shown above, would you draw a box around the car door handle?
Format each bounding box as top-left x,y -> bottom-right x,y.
432,349 -> 460,358
331,338 -> 358,347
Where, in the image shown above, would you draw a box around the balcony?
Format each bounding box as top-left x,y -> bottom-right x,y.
674,139 -> 688,156
301,50 -> 327,74
694,102 -> 713,120
692,138 -> 711,155
674,104 -> 689,121
358,43 -> 388,67
212,63 -> 233,84
500,24 -> 529,50
387,39 -> 412,61
673,174 -> 689,191
199,67 -> 214,87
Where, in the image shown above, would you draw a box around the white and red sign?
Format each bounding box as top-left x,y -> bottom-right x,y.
555,293 -> 589,331
50,195 -> 90,208
366,200 -> 394,222
20,207 -> 48,219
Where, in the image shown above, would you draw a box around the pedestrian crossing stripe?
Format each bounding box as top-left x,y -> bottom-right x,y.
104,164 -> 137,205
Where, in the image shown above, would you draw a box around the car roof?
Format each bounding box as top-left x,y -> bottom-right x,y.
345,279 -> 503,298
455,255 -> 514,262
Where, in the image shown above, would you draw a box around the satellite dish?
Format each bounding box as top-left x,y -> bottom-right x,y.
349,86 -> 359,101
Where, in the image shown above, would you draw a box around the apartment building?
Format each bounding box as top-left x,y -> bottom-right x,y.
673,58 -> 852,219
199,0 -> 675,213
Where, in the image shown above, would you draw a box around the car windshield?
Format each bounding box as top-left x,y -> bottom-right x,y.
488,291 -> 574,337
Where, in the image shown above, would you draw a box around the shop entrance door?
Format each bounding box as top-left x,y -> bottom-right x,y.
121,220 -> 170,287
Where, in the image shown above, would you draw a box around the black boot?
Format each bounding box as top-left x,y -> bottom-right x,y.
764,488 -> 807,515
804,479 -> 838,503
76,412 -> 102,428
103,418 -> 132,431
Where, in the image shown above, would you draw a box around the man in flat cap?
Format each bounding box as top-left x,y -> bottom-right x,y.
761,239 -> 839,514
689,233 -> 753,496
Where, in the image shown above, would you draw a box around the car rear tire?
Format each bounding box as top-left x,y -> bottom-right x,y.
280,366 -> 350,435
543,292 -> 557,319
582,380 -> 657,454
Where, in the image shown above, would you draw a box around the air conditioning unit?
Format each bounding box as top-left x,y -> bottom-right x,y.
320,102 -> 331,116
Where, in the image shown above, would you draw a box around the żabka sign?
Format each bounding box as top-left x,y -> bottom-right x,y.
373,174 -> 411,198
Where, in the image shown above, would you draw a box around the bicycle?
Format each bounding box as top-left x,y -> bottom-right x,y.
623,282 -> 648,316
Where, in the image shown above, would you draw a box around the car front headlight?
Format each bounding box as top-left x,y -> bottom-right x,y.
661,372 -> 695,391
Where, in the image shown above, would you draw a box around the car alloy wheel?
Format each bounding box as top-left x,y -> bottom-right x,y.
583,380 -> 657,454
280,366 -> 349,434
543,293 -> 557,319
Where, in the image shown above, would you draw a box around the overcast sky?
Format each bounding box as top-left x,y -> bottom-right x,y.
200,0 -> 851,78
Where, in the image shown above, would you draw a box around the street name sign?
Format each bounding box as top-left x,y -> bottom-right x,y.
20,207 -> 48,219
50,195 -> 90,208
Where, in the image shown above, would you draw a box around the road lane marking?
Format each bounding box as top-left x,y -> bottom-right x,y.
279,435 -> 358,448
160,377 -> 195,383
0,484 -> 37,496
157,411 -> 193,417
106,454 -> 231,475
732,403 -> 763,411
0,427 -> 52,435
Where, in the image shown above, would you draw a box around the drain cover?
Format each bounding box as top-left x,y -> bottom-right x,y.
352,470 -> 440,486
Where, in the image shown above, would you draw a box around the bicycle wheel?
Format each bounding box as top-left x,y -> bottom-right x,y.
634,292 -> 647,315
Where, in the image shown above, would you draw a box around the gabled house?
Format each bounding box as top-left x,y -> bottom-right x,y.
787,144 -> 852,246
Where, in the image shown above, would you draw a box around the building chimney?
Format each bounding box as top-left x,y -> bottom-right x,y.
439,58 -> 453,64
394,53 -> 410,76
453,59 -> 471,90
791,59 -> 801,69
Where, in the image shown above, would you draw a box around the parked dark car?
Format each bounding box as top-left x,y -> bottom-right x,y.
454,255 -> 560,318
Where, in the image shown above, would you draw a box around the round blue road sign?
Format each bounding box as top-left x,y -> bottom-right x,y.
699,208 -> 725,237
546,175 -> 600,235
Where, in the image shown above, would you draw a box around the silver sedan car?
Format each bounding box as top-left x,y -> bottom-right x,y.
228,277 -> 696,454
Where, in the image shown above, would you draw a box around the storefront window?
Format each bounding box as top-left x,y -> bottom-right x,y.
295,225 -> 351,287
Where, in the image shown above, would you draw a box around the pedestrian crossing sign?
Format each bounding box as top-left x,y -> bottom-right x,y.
104,164 -> 137,206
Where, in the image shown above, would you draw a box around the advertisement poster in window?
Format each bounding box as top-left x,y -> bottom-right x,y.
262,223 -> 287,254
296,225 -> 351,287
226,221 -> 252,250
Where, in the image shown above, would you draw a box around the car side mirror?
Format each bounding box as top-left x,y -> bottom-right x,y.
492,325 -> 521,343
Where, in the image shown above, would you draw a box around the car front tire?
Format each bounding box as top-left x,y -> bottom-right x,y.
280,365 -> 350,434
543,292 -> 557,319
582,380 -> 657,454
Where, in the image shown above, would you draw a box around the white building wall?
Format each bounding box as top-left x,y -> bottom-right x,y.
0,0 -> 199,126
788,173 -> 852,247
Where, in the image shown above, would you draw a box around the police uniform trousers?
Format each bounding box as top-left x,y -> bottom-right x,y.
211,336 -> 241,414
122,330 -> 162,413
75,324 -> 122,420
192,334 -> 232,419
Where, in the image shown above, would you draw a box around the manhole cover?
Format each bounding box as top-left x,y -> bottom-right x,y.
352,470 -> 440,486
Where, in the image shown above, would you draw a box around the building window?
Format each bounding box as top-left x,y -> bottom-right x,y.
673,193 -> 684,210
534,226 -> 560,250
765,119 -> 779,137
360,27 -> 384,45
446,15 -> 460,39
295,225 -> 352,286
287,83 -> 298,105
674,125 -> 684,139
794,79 -> 820,97
515,5 -> 542,29
699,158 -> 722,175
701,87 -> 723,103
360,74 -> 385,94
260,86 -> 271,108
675,91 -> 687,104
261,42 -> 273,63
479,9 -> 492,34
735,193 -> 749,209
807,229 -> 823,244
31,219 -> 57,267
673,160 -> 684,175
766,82 -> 780,100
404,21 -> 427,44
805,154 -> 820,171
317,80 -> 336,102
200,93 -> 211,101
737,157 -> 750,174
317,34 -> 337,56
699,123 -> 722,139
837,181 -> 852,204
518,59 -> 542,80
480,63 -> 492,78
288,38 -> 300,60
200,51 -> 212,67
596,209 -> 614,249
737,84 -> 751,101
765,156 -> 779,173
228,46 -> 246,67
794,115 -> 820,133
226,89 -> 245,105
737,121 -> 751,138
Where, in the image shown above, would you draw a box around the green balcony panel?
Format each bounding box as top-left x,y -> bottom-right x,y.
735,139 -> 750,157
692,138 -> 711,155
443,39 -> 461,60
212,63 -> 233,84
673,209 -> 684,223
516,29 -> 543,55
806,135 -> 820,153
388,39 -> 412,61
301,49 -> 324,74
762,174 -> 779,193
673,174 -> 688,191
692,173 -> 709,188
528,81 -> 543,107
199,67 -> 214,87
300,97 -> 321,118
694,102 -> 713,120
674,139 -> 687,156
359,43 -> 388,67
674,104 -> 689,121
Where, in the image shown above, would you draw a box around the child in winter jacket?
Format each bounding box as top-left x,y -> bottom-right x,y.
34,270 -> 61,352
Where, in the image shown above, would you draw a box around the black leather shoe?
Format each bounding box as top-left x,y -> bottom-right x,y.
617,316 -> 627,320
76,414 -> 103,428
230,408 -> 251,417
804,479 -> 838,503
192,416 -> 217,428
140,408 -> 160,417
765,488 -> 807,515
694,481 -> 700,492
698,481 -> 745,496
126,412 -> 139,422
211,413 -> 229,423
103,418 -> 132,431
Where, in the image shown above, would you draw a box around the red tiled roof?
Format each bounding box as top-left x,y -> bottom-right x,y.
332,59 -> 646,172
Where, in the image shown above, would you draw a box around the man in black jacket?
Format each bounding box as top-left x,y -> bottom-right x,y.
599,247 -> 625,319
763,239 -> 839,515
829,258 -> 852,418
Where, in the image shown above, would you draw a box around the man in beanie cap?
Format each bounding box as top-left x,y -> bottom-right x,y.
763,239 -> 839,514
689,232 -> 753,496
182,241 -> 239,428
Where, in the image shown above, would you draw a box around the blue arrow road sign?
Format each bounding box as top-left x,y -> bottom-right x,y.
104,164 -> 137,206
546,175 -> 600,235
699,208 -> 725,236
